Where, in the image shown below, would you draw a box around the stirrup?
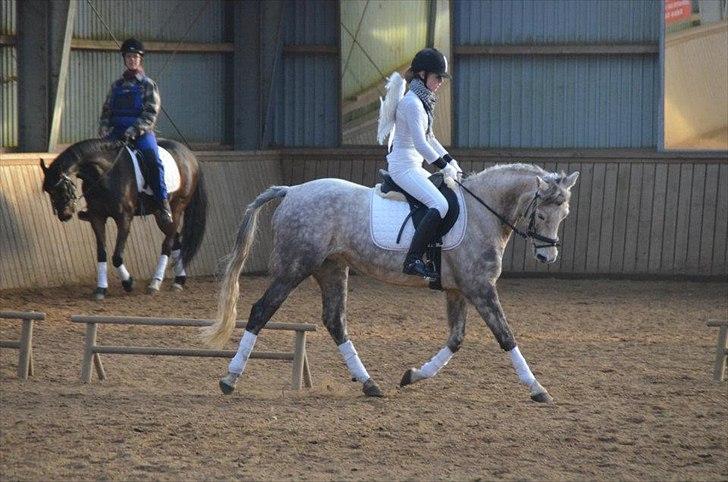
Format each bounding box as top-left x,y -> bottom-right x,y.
403,259 -> 438,280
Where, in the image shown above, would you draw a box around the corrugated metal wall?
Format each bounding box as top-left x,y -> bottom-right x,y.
270,0 -> 339,147
74,0 -> 225,42
453,0 -> 661,148
0,152 -> 281,290
1,0 -> 17,148
61,51 -> 227,144
455,55 -> 658,148
341,0 -> 428,99
60,0 -> 228,145
454,0 -> 659,44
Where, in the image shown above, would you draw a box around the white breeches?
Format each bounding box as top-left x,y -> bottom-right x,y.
388,164 -> 448,218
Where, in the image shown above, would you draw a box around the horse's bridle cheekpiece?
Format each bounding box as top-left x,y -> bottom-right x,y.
455,178 -> 560,249
51,173 -> 78,214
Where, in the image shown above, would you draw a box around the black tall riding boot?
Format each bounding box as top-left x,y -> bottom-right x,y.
141,149 -> 173,227
403,208 -> 442,278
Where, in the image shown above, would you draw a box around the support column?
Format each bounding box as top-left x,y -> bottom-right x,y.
17,0 -> 75,152
233,0 -> 261,149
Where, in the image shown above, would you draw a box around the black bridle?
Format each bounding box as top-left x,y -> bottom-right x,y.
454,178 -> 560,249
49,143 -> 128,214
49,173 -> 78,215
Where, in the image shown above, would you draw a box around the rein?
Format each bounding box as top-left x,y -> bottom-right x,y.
453,178 -> 560,248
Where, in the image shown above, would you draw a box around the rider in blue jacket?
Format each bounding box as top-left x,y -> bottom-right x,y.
99,38 -> 172,227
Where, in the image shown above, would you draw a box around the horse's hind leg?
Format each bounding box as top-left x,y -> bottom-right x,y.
400,290 -> 467,387
313,259 -> 383,398
170,233 -> 186,291
219,269 -> 313,394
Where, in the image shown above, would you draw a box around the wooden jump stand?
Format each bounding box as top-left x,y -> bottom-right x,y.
707,320 -> 728,382
70,315 -> 315,389
0,311 -> 45,380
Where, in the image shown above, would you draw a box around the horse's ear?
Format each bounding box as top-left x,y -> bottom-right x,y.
40,159 -> 48,174
536,176 -> 549,193
562,171 -> 579,189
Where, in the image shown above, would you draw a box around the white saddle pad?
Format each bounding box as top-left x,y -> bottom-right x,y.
127,145 -> 181,195
369,185 -> 467,251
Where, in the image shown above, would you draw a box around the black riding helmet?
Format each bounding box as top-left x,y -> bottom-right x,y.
120,38 -> 144,57
411,48 -> 450,79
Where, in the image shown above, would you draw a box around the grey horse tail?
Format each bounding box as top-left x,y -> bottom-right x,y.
202,186 -> 289,347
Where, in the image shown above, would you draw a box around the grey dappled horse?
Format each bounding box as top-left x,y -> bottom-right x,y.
204,163 -> 578,402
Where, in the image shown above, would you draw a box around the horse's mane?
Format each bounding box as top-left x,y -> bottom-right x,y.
466,163 -> 566,204
54,139 -> 124,172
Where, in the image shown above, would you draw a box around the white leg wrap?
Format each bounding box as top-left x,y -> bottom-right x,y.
115,264 -> 130,281
228,330 -> 258,375
97,262 -> 108,288
152,254 -> 169,281
338,340 -> 370,383
509,346 -> 536,386
419,346 -> 454,378
173,260 -> 186,277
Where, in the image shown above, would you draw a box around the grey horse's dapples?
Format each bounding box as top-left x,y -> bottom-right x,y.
203,163 -> 579,402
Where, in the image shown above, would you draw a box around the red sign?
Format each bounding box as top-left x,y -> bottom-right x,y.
665,0 -> 693,25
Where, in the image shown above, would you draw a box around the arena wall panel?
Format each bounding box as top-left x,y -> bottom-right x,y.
1,148 -> 725,290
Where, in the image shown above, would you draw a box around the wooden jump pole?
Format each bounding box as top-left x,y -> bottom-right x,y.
71,315 -> 315,389
0,311 -> 44,380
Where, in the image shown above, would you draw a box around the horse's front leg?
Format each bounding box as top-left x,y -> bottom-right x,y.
112,214 -> 134,292
89,215 -> 108,300
465,282 -> 553,403
400,290 -> 467,387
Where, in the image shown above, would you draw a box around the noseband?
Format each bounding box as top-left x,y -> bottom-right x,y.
454,178 -> 560,248
50,173 -> 78,214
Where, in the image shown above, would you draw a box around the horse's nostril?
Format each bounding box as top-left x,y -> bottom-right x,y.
536,253 -> 547,262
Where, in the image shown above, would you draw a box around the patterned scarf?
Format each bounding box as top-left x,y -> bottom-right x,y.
123,67 -> 145,81
409,77 -> 438,135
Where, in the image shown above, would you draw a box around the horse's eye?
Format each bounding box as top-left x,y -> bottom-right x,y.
556,201 -> 563,206
537,214 -> 545,221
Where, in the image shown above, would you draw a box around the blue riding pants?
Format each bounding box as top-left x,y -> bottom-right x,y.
109,129 -> 168,201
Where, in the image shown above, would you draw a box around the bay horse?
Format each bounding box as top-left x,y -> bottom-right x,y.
204,163 -> 578,402
41,138 -> 207,300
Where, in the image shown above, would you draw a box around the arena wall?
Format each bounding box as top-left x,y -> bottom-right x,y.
2,148 -> 724,290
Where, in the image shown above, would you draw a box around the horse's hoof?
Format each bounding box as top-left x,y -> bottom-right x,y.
219,373 -> 238,395
147,279 -> 161,294
400,368 -> 415,387
92,287 -> 107,301
121,277 -> 134,292
170,283 -> 183,291
530,390 -> 554,403
362,379 -> 384,398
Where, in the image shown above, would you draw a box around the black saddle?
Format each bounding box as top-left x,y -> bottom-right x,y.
378,169 -> 460,242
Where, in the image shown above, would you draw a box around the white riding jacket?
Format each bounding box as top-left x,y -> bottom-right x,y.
386,90 -> 447,170
386,90 -> 449,218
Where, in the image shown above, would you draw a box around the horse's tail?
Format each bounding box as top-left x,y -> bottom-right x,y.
201,185 -> 289,348
180,170 -> 208,267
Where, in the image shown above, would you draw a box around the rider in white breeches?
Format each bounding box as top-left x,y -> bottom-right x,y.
386,48 -> 462,279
